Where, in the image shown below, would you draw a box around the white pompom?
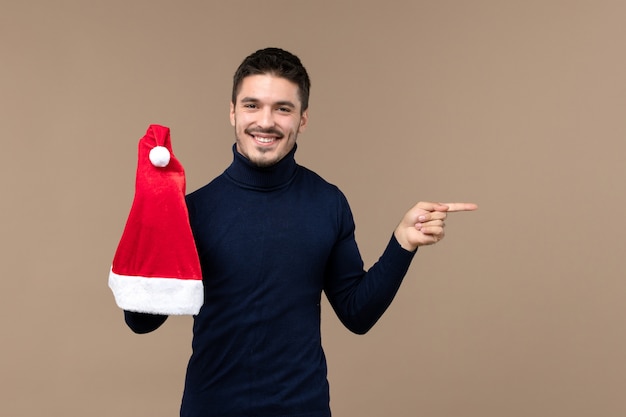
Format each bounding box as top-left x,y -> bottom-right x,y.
149,146 -> 171,167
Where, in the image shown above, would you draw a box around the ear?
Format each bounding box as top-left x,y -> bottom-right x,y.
229,102 -> 236,127
298,109 -> 309,133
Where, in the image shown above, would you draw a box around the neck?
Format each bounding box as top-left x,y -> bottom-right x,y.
225,144 -> 298,190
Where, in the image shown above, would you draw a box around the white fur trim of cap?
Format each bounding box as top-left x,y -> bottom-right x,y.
109,268 -> 203,315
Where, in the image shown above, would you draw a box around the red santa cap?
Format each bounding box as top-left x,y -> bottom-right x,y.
108,124 -> 203,315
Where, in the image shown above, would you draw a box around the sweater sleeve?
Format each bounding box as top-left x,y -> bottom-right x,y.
323,194 -> 416,335
123,311 -> 168,334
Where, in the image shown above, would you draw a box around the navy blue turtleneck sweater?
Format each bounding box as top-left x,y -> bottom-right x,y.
126,145 -> 416,417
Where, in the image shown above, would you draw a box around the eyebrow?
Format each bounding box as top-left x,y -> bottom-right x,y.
240,97 -> 297,108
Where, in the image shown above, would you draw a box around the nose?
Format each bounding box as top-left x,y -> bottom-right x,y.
256,107 -> 275,129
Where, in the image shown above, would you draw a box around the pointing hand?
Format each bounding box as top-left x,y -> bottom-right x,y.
394,202 -> 478,251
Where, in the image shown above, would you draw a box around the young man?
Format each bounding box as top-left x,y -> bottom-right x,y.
124,47 -> 477,417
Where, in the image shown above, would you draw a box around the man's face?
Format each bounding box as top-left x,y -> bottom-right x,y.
230,74 -> 308,167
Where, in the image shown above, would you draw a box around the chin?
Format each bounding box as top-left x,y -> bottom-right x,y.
252,157 -> 278,168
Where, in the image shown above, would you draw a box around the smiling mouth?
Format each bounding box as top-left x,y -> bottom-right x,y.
252,135 -> 278,144
246,128 -> 284,145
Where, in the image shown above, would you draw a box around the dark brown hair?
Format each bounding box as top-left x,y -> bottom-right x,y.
232,47 -> 311,112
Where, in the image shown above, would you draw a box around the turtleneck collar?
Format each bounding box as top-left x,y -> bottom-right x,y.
224,143 -> 299,190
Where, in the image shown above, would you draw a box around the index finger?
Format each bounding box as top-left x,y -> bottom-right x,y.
441,202 -> 478,212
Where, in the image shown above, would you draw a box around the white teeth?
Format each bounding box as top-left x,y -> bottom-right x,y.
255,136 -> 275,143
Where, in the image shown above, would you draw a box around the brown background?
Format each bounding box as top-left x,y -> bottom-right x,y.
2,1 -> 625,416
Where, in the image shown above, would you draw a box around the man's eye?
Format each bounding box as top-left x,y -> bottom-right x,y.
243,103 -> 257,109
278,107 -> 291,113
